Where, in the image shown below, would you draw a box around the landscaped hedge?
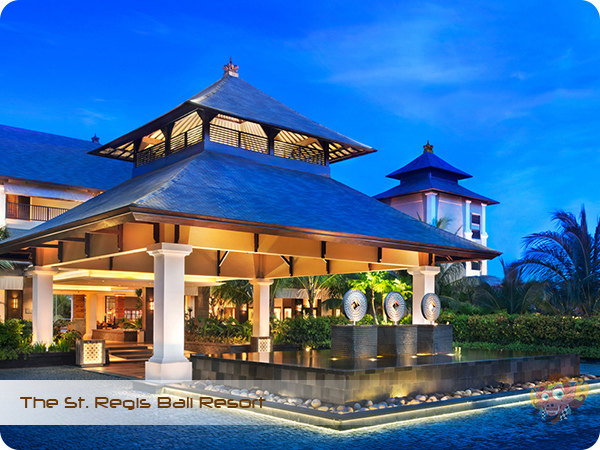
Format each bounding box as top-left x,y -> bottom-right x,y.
440,311 -> 600,349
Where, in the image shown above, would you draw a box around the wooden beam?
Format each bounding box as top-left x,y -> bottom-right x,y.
117,224 -> 124,251
84,233 -> 91,258
280,255 -> 294,277
29,244 -> 59,249
216,250 -> 230,276
162,122 -> 174,156
153,223 -> 160,243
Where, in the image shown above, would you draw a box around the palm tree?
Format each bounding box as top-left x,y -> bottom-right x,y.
471,260 -> 542,314
210,280 -> 252,320
517,206 -> 600,317
289,275 -> 340,317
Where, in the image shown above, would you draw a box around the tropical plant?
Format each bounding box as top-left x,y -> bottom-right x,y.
470,260 -> 543,314
349,271 -> 411,324
517,206 -> 600,317
210,280 -> 253,320
288,275 -> 346,317
0,226 -> 13,273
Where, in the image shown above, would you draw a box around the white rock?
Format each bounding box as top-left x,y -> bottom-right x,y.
354,403 -> 361,411
365,400 -> 373,407
317,406 -> 329,411
311,399 -> 322,408
336,405 -> 345,411
231,389 -> 241,396
415,395 -> 427,402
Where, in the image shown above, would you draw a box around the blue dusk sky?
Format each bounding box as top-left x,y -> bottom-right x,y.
1,0 -> 599,277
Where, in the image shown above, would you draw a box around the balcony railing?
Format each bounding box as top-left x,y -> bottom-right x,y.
6,202 -> 69,222
135,123 -> 326,168
136,124 -> 204,167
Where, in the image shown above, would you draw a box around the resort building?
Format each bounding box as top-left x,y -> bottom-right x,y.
0,62 -> 499,381
375,142 -> 498,275
0,125 -> 131,327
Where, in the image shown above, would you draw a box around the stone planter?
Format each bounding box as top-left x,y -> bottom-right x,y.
331,325 -> 377,358
92,329 -> 138,342
377,325 -> 417,355
185,341 -> 250,355
415,324 -> 453,354
0,351 -> 76,369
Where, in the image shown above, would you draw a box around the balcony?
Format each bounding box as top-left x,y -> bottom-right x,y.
135,123 -> 325,168
6,202 -> 69,222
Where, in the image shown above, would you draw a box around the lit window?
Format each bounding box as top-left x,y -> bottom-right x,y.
471,214 -> 481,239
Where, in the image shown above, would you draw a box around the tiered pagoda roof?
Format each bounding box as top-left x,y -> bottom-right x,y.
375,142 -> 498,205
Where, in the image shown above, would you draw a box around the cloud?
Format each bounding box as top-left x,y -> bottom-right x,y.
77,109 -> 115,126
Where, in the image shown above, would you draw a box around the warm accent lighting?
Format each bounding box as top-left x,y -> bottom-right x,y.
148,301 -> 154,311
76,340 -> 106,367
11,298 -> 19,309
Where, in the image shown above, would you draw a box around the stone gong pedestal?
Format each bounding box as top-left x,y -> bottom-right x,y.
331,325 -> 377,358
377,325 -> 418,356
415,324 -> 453,354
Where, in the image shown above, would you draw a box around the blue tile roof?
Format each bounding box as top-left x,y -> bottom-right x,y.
0,150 -> 499,260
0,124 -> 132,190
386,152 -> 471,181
189,75 -> 372,150
374,177 -> 499,204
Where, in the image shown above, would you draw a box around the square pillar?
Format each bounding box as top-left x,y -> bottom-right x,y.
84,293 -> 97,339
146,243 -> 193,382
408,266 -> 440,325
250,279 -> 273,352
29,267 -> 57,345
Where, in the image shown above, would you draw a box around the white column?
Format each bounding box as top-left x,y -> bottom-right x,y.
96,295 -> 105,323
0,290 -> 5,322
0,184 -> 6,227
464,200 -> 472,239
425,192 -> 437,225
480,203 -> 488,275
146,243 -> 193,382
250,279 -> 273,338
84,293 -> 97,339
30,267 -> 57,345
408,266 -> 440,325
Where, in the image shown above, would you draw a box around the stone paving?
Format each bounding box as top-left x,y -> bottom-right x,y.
0,366 -> 128,380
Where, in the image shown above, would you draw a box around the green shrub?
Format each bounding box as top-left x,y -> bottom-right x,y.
186,317 -> 251,344
443,312 -> 600,350
0,319 -> 30,360
49,340 -> 71,352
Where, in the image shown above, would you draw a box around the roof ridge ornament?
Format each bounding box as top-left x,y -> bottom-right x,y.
223,57 -> 239,78
91,134 -> 100,144
423,140 -> 433,154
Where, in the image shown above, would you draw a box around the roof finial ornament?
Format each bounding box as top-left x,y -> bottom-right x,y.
223,57 -> 239,78
91,134 -> 100,144
423,140 -> 433,153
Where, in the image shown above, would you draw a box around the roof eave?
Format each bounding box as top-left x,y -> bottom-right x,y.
375,187 -> 499,205
0,206 -> 500,263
